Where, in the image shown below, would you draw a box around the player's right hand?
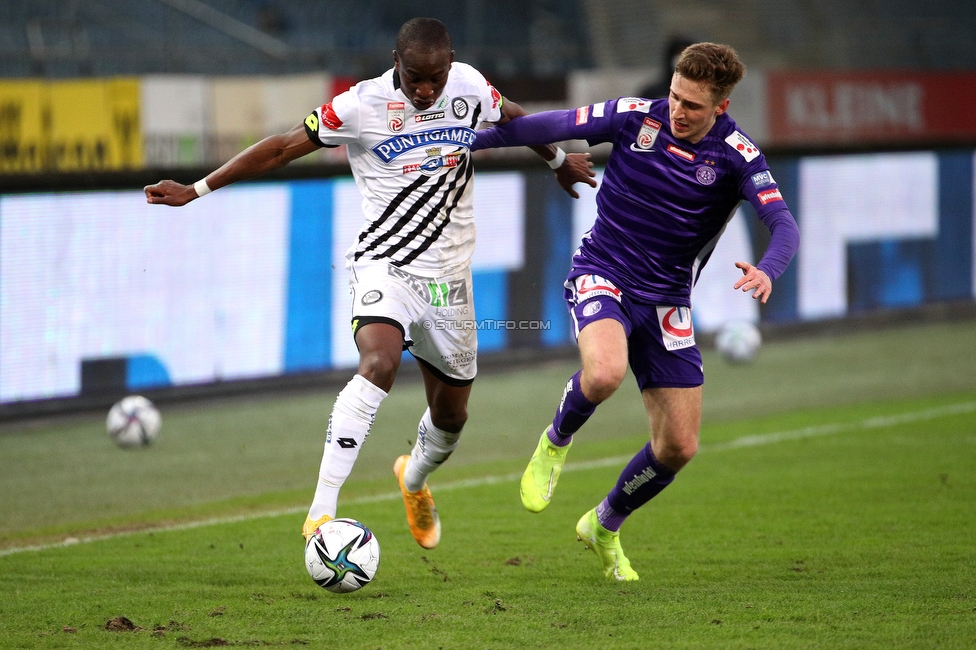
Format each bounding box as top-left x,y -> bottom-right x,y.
144,180 -> 197,206
555,152 -> 597,199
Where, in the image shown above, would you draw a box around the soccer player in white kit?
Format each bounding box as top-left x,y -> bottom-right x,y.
145,17 -> 595,550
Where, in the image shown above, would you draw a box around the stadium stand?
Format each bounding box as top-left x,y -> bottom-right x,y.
1,1 -> 973,82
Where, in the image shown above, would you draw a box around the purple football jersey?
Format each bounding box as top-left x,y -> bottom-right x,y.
473,98 -> 798,306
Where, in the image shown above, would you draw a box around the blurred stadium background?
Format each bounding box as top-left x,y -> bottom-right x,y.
1,0 -> 974,419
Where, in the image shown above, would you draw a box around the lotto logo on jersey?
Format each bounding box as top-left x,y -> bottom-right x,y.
635,117 -> 662,150
725,131 -> 760,161
616,97 -> 652,113
387,102 -> 405,133
656,306 -> 696,351
758,188 -> 784,205
415,111 -> 445,123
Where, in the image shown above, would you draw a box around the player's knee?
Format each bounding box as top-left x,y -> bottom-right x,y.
430,406 -> 467,433
583,364 -> 626,402
656,436 -> 698,471
357,350 -> 400,390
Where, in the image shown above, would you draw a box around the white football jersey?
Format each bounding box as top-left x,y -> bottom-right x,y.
304,62 -> 504,276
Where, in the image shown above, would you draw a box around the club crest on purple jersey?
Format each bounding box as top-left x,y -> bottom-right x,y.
695,166 -> 717,185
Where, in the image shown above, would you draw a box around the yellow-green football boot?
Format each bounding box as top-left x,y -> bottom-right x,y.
520,427 -> 572,512
575,508 -> 639,581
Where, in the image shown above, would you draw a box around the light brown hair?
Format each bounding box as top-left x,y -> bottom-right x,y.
674,43 -> 745,102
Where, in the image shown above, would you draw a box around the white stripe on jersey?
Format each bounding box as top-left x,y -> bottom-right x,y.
309,62 -> 503,276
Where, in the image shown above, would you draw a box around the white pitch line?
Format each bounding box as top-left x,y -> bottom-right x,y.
2,400 -> 974,558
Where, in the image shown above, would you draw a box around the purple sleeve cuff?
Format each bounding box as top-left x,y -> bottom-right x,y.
472,109 -> 578,152
755,207 -> 800,282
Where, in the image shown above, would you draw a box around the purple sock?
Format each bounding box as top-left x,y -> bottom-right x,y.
596,499 -> 628,532
600,443 -> 676,529
547,371 -> 597,447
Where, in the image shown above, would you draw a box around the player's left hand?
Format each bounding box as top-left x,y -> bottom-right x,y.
733,262 -> 772,303
555,152 -> 597,199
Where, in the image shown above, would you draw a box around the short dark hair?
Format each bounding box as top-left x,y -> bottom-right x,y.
396,17 -> 452,56
674,43 -> 745,102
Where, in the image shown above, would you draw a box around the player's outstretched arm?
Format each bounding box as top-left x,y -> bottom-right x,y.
735,206 -> 799,303
495,97 -> 596,199
145,123 -> 320,206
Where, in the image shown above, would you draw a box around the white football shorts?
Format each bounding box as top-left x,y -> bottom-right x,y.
349,261 -> 477,385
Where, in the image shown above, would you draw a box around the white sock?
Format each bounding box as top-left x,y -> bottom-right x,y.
403,408 -> 461,492
308,375 -> 387,520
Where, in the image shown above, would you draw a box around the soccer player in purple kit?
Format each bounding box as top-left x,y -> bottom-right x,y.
471,43 -> 800,580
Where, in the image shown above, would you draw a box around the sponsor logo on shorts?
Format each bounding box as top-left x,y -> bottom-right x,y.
696,166 -> 717,185
656,306 -> 695,350
388,266 -> 469,308
667,143 -> 695,161
387,101 -> 405,133
361,290 -> 383,305
758,188 -> 784,205
575,274 -> 622,301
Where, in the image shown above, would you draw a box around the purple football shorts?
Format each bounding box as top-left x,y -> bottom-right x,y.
566,274 -> 703,390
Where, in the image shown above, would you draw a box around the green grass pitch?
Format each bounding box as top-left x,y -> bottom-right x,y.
1,319 -> 975,648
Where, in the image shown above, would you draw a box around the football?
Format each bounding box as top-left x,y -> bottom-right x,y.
305,518 -> 380,593
106,395 -> 162,447
715,320 -> 762,364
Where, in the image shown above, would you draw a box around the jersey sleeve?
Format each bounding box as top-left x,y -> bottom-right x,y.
725,130 -> 800,281
303,87 -> 361,147
471,99 -> 620,151
479,80 -> 504,124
